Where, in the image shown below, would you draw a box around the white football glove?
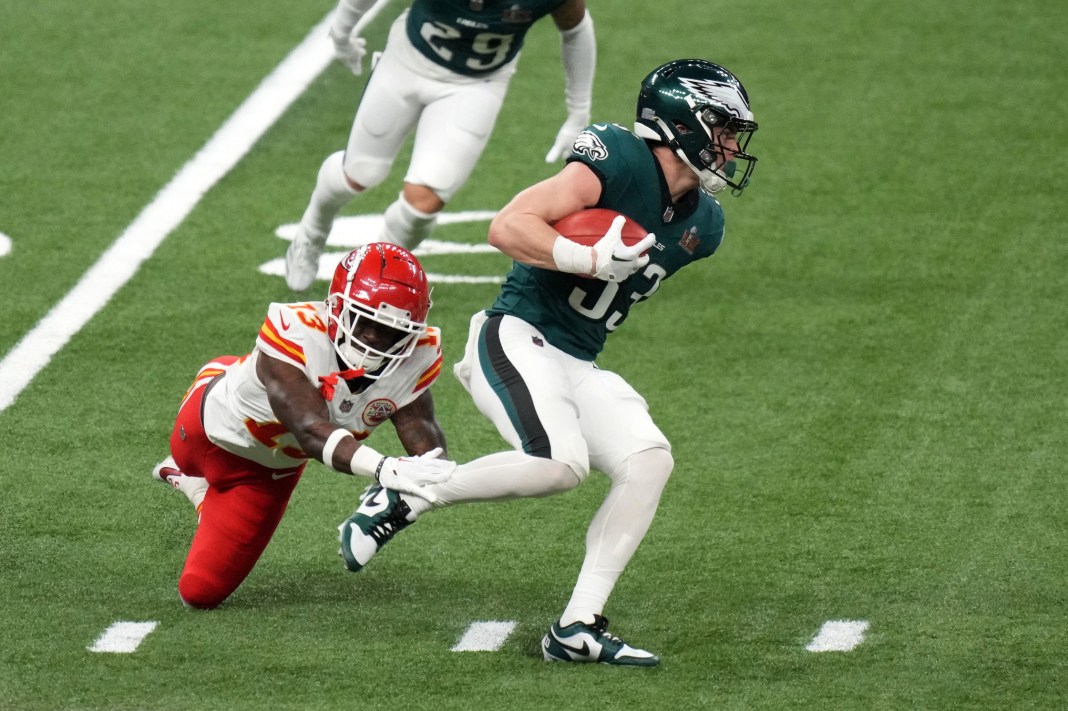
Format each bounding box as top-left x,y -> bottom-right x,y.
591,216 -> 657,282
375,447 -> 455,503
330,27 -> 367,75
544,110 -> 589,162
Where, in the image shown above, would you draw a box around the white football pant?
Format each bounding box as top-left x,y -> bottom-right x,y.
420,311 -> 675,624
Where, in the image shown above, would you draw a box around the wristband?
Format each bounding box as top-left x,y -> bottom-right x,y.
349,444 -> 385,477
552,235 -> 594,274
322,429 -> 354,470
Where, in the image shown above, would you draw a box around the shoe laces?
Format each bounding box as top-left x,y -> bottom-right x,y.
365,503 -> 411,545
591,615 -> 623,643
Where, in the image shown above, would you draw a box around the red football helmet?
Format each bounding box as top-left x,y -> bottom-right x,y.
326,243 -> 431,380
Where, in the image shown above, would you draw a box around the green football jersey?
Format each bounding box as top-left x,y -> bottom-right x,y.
488,123 -> 726,361
405,0 -> 566,76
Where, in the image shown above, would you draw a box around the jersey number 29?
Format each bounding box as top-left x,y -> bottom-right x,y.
420,22 -> 514,71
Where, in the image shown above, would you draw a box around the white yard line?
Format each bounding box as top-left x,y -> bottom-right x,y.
451,621 -> 518,652
88,621 -> 159,654
0,5 -> 389,414
806,619 -> 870,652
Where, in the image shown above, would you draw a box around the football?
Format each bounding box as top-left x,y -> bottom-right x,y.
551,208 -> 650,250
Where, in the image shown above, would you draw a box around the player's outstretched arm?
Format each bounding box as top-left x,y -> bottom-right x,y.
258,352 -> 344,463
545,0 -> 595,162
257,353 -> 453,500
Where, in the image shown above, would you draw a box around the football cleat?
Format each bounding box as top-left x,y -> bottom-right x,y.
152,455 -> 183,490
542,615 -> 660,667
338,485 -> 416,572
284,225 -> 327,291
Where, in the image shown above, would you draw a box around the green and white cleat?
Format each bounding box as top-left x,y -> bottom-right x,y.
338,486 -> 416,572
542,615 -> 659,667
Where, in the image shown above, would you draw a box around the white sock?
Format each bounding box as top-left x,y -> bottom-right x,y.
379,192 -> 438,249
173,474 -> 209,516
300,151 -> 359,241
560,447 -> 673,626
404,450 -> 578,517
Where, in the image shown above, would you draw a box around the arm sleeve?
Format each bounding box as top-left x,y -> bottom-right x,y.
331,0 -> 387,39
558,11 -> 596,115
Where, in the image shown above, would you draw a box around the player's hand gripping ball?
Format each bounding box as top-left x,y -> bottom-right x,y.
552,209 -> 654,280
552,208 -> 649,249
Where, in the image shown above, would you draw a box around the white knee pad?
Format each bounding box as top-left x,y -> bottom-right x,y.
317,151 -> 360,199
379,192 -> 439,249
342,152 -> 392,191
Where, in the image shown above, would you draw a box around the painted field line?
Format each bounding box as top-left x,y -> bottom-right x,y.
806,619 -> 870,652
0,4 -> 385,414
451,620 -> 518,652
88,621 -> 159,654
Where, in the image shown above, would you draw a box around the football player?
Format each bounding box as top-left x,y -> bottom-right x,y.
285,0 -> 595,291
153,243 -> 455,609
336,59 -> 759,666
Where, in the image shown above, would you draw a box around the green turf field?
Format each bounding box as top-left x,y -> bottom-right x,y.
2,0 -> 1066,708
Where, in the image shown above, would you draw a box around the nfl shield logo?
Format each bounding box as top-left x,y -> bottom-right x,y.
340,399 -> 353,413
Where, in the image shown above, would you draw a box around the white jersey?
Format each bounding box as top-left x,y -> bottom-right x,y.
202,301 -> 442,469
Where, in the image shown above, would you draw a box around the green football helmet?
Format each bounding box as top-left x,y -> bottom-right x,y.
634,59 -> 758,195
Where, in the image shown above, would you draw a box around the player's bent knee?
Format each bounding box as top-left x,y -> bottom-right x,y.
556,459 -> 585,489
555,456 -> 589,486
401,184 -> 445,214
620,447 -> 674,490
529,454 -> 585,492
342,157 -> 391,191
178,572 -> 229,610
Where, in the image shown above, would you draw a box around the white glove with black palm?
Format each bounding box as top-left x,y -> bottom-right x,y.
374,447 -> 455,503
591,216 -> 656,282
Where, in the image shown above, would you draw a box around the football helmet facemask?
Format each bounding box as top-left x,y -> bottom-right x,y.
326,243 -> 430,380
634,58 -> 758,195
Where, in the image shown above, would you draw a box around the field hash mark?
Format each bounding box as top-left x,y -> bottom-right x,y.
88,621 -> 159,653
806,619 -> 870,652
451,621 -> 518,652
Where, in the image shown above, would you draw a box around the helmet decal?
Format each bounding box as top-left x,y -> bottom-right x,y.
678,77 -> 751,119
634,59 -> 758,195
